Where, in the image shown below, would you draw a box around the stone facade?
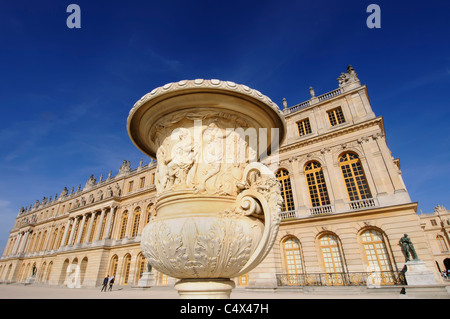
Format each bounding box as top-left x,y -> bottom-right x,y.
418,205 -> 450,276
0,67 -> 445,289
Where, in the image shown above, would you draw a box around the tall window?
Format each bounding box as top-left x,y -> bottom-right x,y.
128,181 -> 134,193
305,161 -> 331,207
131,207 -> 141,238
283,237 -> 304,274
80,216 -> 90,243
88,215 -> 98,242
109,255 -> 118,278
39,231 -> 47,251
437,235 -> 449,252
361,229 -> 395,284
57,227 -> 65,249
276,169 -> 295,211
123,254 -> 131,285
119,211 -> 128,239
139,177 -> 146,189
327,107 -> 345,126
137,254 -> 147,284
283,237 -> 304,285
339,152 -> 371,201
50,229 -> 58,250
297,118 -> 312,136
99,212 -> 108,240
319,234 -> 345,284
64,225 -> 72,246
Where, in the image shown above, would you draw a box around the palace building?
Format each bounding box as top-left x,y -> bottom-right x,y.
0,66 -> 446,291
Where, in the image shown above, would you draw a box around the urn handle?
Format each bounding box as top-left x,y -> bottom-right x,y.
233,162 -> 282,277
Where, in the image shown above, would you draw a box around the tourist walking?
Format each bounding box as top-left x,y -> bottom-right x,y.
108,276 -> 115,291
101,275 -> 109,292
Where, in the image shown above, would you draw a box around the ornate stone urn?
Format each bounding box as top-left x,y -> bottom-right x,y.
127,79 -> 286,298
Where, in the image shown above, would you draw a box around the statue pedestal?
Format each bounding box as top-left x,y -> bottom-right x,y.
174,279 -> 235,299
405,260 -> 437,285
138,272 -> 154,287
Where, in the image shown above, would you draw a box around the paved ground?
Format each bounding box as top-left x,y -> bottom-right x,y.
0,283 -> 410,299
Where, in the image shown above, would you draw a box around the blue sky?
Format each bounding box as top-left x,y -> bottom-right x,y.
0,0 -> 449,250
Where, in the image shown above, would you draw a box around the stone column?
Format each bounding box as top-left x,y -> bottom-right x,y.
75,214 -> 87,244
94,208 -> 107,241
104,205 -> 117,239
60,219 -> 72,247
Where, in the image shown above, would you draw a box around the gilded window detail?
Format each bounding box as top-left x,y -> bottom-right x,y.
276,169 -> 295,212
305,161 -> 331,207
339,152 -> 371,201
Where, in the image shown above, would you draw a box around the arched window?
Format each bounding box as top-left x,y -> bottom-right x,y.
123,254 -> 131,285
119,211 -> 128,239
88,215 -> 98,242
283,237 -> 304,274
319,234 -> 345,285
50,229 -> 58,250
276,169 -> 295,211
131,207 -> 141,238
34,233 -> 41,252
339,152 -> 371,201
361,229 -> 395,284
57,227 -> 65,249
64,224 -> 72,246
282,236 -> 304,285
45,261 -> 53,282
39,231 -> 47,251
136,254 -> 147,284
80,216 -> 90,243
109,255 -> 118,279
305,161 -> 331,207
437,235 -> 449,252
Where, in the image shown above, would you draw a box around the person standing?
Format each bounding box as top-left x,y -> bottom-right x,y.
101,275 -> 109,292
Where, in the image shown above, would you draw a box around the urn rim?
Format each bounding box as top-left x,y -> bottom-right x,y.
127,79 -> 287,159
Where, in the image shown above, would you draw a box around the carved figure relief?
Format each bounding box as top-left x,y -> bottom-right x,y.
153,110 -> 258,196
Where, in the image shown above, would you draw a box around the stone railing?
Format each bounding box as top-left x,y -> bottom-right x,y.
348,198 -> 378,210
279,210 -> 298,220
282,88 -> 343,115
276,271 -> 406,287
309,204 -> 334,215
283,100 -> 310,115
317,88 -> 342,102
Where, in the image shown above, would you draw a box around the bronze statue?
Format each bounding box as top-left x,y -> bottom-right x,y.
400,234 -> 418,261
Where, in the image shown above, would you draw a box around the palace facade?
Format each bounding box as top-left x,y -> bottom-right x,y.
0,67 -> 446,290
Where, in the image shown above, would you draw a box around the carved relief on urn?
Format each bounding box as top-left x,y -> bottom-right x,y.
127,79 -> 286,298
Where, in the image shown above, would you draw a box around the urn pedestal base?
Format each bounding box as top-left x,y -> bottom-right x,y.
174,278 -> 236,299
